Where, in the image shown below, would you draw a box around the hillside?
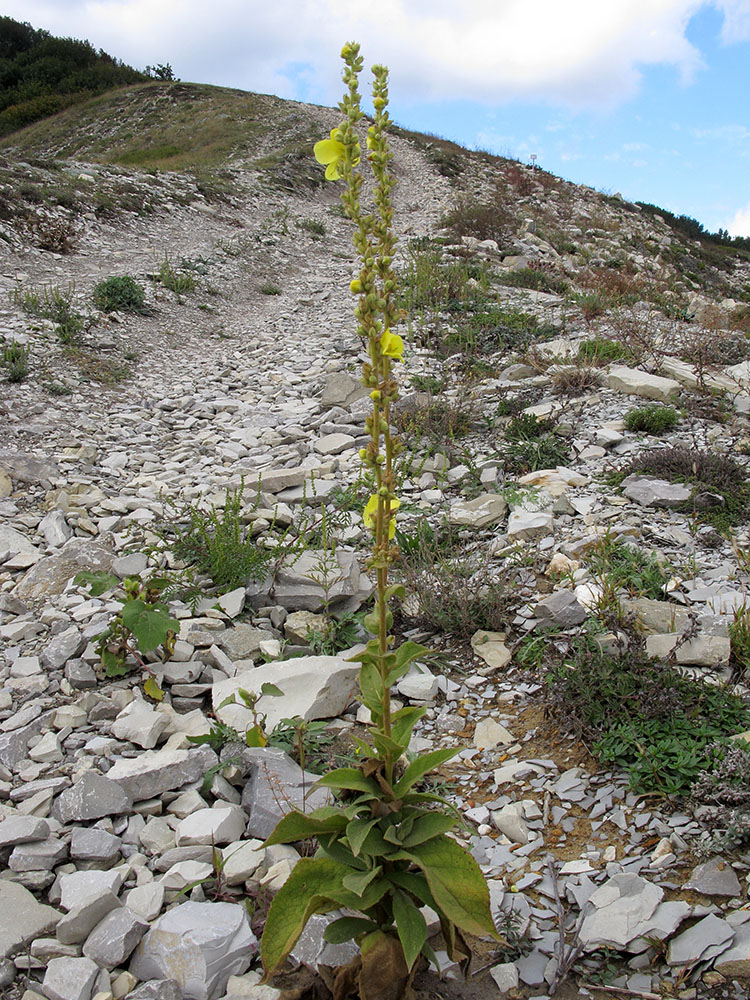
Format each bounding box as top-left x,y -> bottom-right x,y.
1,81 -> 750,1000
0,16 -> 147,136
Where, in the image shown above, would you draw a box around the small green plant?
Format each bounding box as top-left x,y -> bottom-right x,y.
296,217 -> 326,238
189,683 -> 284,750
259,282 -> 282,295
410,373 -> 447,394
691,740 -> 750,854
159,481 -> 273,592
2,340 -> 29,382
622,445 -> 750,532
729,603 -> 750,676
10,281 -> 84,343
393,395 -> 474,445
157,256 -> 197,295
93,275 -> 146,313
260,44 -> 498,997
306,611 -> 362,656
503,417 -> 568,474
74,572 -> 178,696
577,337 -> 629,365
586,533 -> 670,600
624,403 -> 679,434
501,267 -> 568,295
269,717 -> 337,774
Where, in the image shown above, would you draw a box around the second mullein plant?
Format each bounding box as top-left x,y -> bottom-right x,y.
259,43 -> 499,1000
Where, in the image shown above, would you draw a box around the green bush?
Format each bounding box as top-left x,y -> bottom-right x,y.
2,340 -> 29,382
501,267 -> 568,295
93,275 -> 146,313
577,337 -> 629,365
160,482 -> 272,591
624,403 -> 679,434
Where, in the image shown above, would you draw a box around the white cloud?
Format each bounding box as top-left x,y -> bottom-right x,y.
4,0 -> 742,111
715,0 -> 750,41
727,200 -> 750,237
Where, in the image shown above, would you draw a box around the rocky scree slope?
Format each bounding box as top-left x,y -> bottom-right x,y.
0,83 -> 750,1000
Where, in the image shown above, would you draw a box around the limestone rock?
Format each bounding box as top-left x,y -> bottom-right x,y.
645,633 -> 731,666
82,906 -> 149,969
174,804 -> 247,847
54,770 -> 133,823
14,538 -> 115,603
129,901 -> 257,1000
578,874 -> 663,951
106,747 -> 218,801
535,589 -> 587,626
470,630 -> 512,670
448,493 -> 507,528
684,856 -> 742,897
622,475 -> 691,508
42,956 -> 100,1000
606,366 -> 680,402
0,881 -> 60,958
212,656 -> 359,732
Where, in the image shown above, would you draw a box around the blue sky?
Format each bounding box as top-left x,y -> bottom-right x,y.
6,1 -> 750,235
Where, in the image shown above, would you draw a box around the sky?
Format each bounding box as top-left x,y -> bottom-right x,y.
6,0 -> 750,236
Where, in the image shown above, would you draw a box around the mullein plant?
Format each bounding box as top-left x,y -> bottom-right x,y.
259,43 -> 499,1000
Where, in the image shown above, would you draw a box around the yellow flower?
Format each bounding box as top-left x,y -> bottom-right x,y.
363,494 -> 400,539
380,329 -> 404,360
313,129 -> 346,181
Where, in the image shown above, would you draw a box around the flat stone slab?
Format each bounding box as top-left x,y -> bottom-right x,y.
470,630 -> 512,670
622,474 -> 691,508
54,770 -> 133,823
0,881 -> 61,958
606,365 -> 681,402
579,874 -> 663,952
645,633 -> 731,666
129,901 -> 257,1000
106,747 -> 217,801
714,922 -> 750,978
14,537 -> 115,603
448,493 -> 507,528
684,856 -> 743,897
667,913 -> 734,967
212,655 -> 359,732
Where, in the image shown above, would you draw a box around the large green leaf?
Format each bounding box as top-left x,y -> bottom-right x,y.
392,748 -> 457,796
387,870 -> 437,910
402,812 -> 456,847
323,916 -> 380,944
391,706 -> 426,748
316,768 -> 380,794
121,600 -> 179,653
359,660 -> 383,715
260,858 -> 347,976
74,570 -> 118,596
262,809 -> 348,847
261,857 -> 393,977
347,817 -> 380,857
392,889 -> 427,972
385,641 -> 431,686
342,865 -> 381,897
399,836 -> 498,940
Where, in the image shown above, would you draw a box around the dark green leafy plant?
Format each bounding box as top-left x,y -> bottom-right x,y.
624,403 -> 679,434
74,572 -> 178,696
500,267 -> 568,295
586,533 -> 670,600
2,340 -> 29,382
93,275 -> 147,313
546,645 -> 750,796
158,481 -> 273,591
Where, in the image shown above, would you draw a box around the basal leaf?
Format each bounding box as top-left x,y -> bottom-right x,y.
323,916 -> 379,944
342,865 -> 381,897
402,812 -> 456,847
392,748 -> 457,796
400,835 -> 499,939
262,809 -> 347,847
346,816 -> 380,857
260,682 -> 284,697
392,889 -> 427,971
260,857 -> 347,977
386,870 -> 436,910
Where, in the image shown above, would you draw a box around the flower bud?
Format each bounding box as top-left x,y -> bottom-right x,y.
358,448 -> 368,461
350,279 -> 362,294
370,389 -> 381,401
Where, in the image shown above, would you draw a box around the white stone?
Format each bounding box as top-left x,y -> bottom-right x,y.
606,365 -> 680,402
111,701 -> 169,749
221,839 -> 265,885
175,804 -> 246,847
